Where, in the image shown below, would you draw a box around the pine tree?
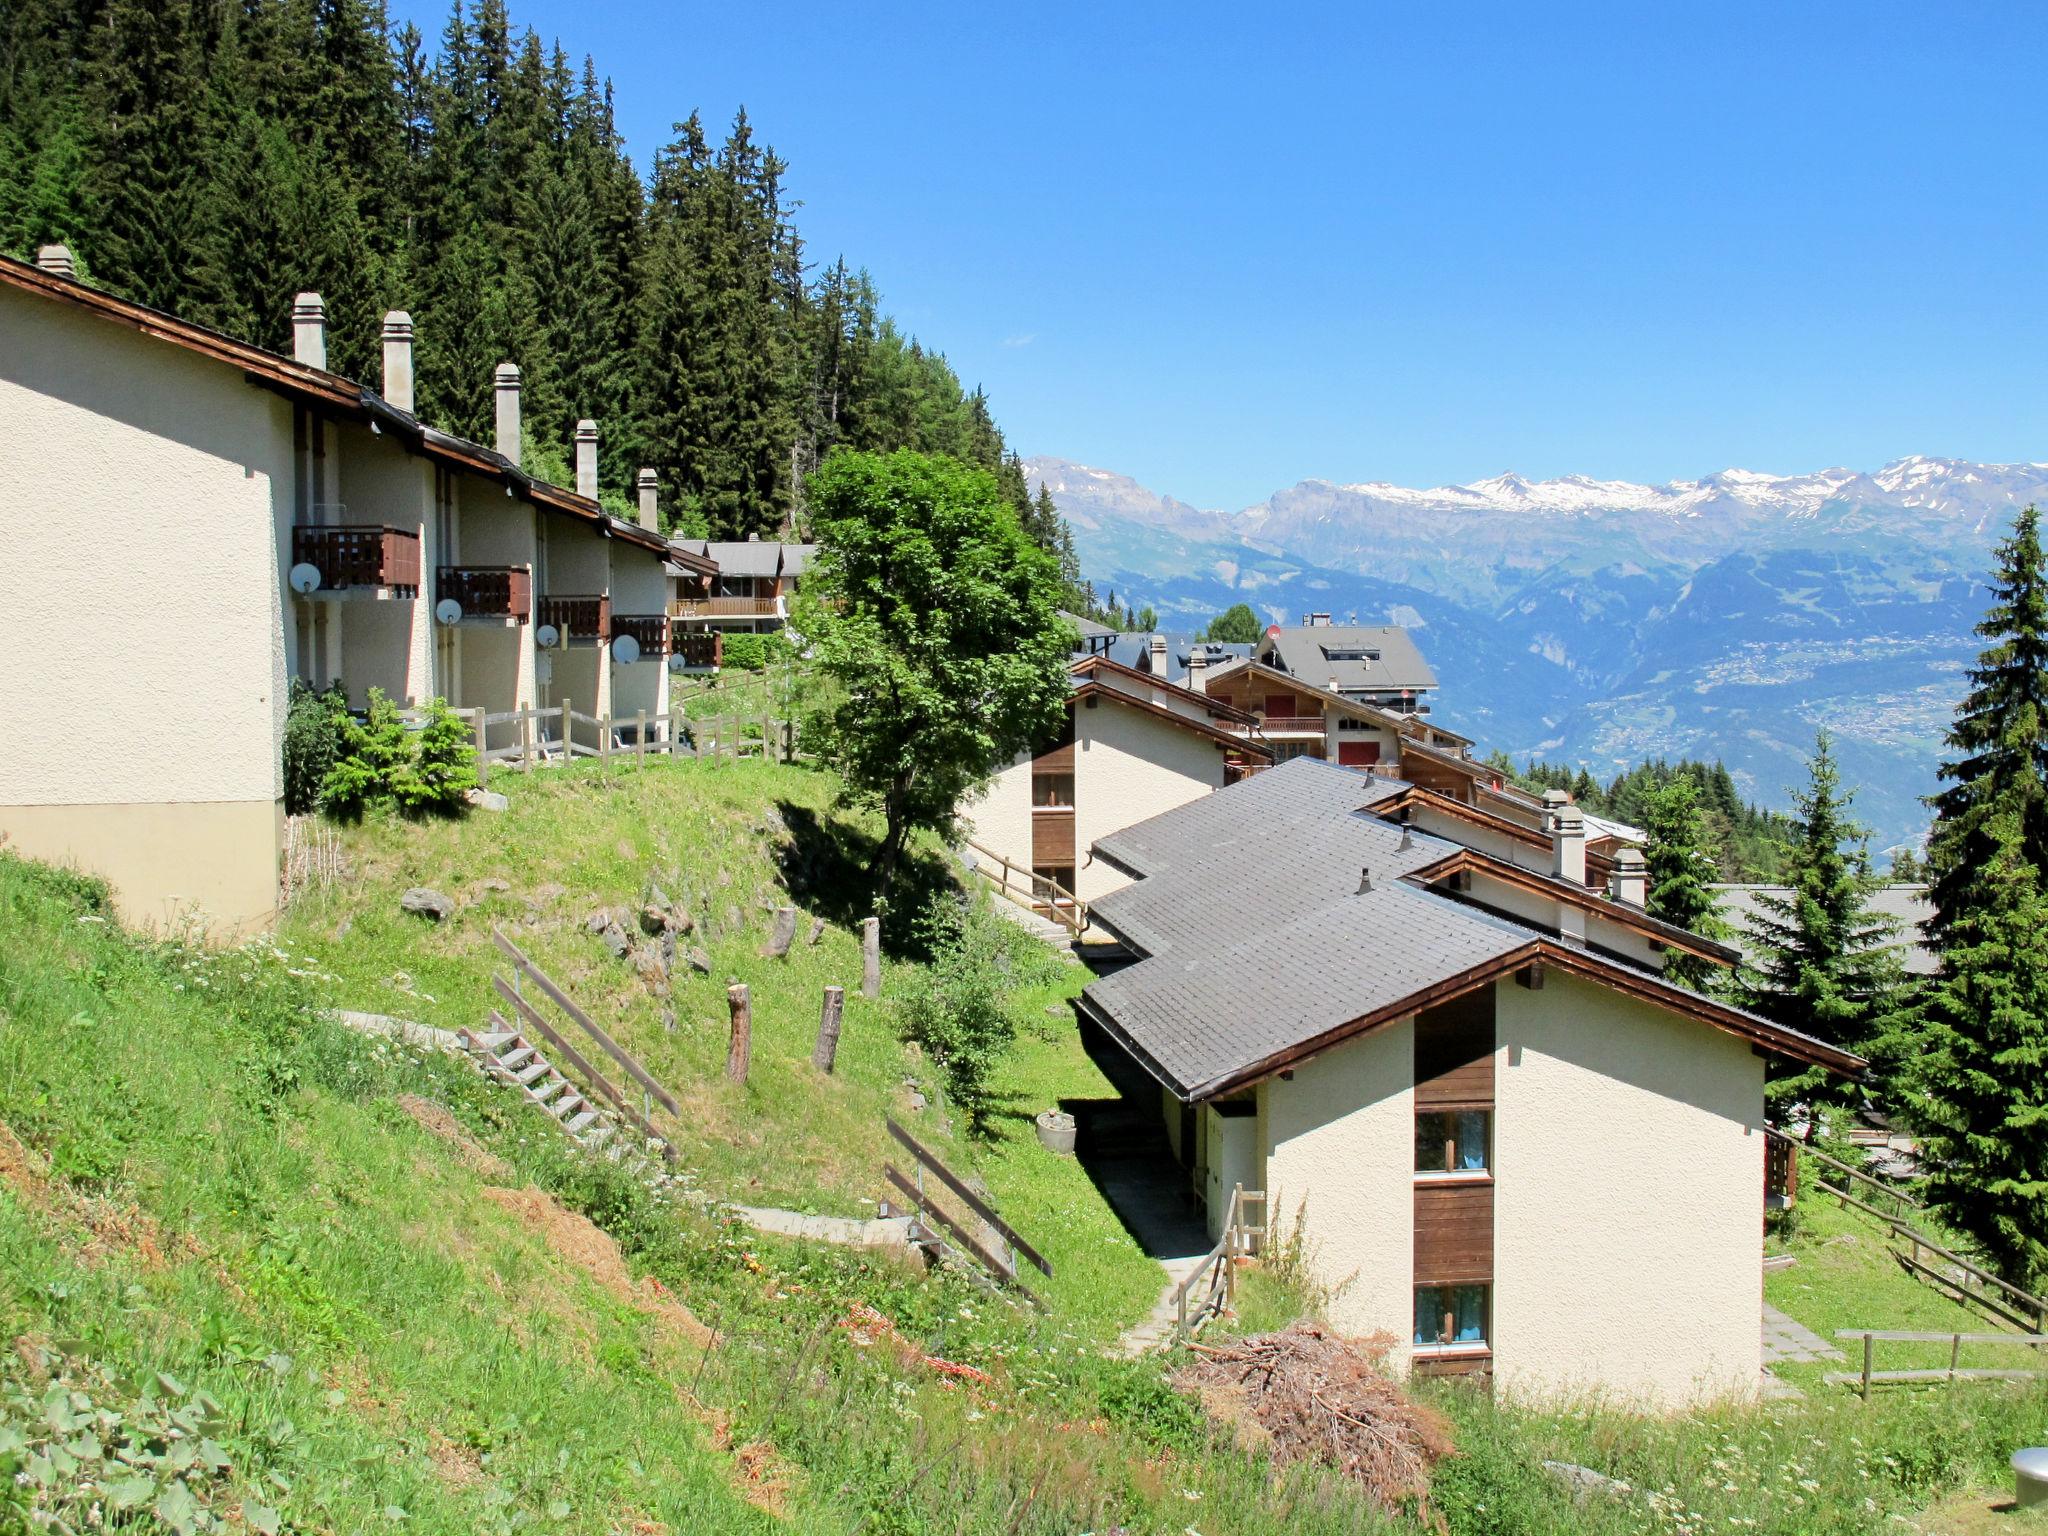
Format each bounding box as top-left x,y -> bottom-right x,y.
1905,503 -> 2048,1288
1740,731 -> 1901,1114
1926,505 -> 2048,938
1644,774 -> 1732,992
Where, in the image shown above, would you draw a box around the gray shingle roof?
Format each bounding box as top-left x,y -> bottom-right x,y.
1715,883 -> 1935,976
1260,625 -> 1438,695
1082,757 -> 1858,1098
670,540 -> 816,578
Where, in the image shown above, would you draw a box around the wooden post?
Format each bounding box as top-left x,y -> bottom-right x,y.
812,985 -> 844,1073
1862,1333 -> 1874,1401
473,709 -> 488,788
637,710 -> 648,766
561,696 -> 571,760
1949,1332 -> 1962,1382
861,916 -> 881,999
522,709 -> 534,774
725,984 -> 751,1083
760,715 -> 774,762
764,906 -> 797,958
601,712 -> 611,769
807,915 -> 826,947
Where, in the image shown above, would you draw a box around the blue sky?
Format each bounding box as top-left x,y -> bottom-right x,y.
392,0 -> 2048,510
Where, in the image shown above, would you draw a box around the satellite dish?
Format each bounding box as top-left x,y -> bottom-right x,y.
288,562 -> 323,595
434,597 -> 463,626
667,653 -> 688,673
611,633 -> 641,666
535,623 -> 560,650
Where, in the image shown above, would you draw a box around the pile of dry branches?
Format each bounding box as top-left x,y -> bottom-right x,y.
1173,1323 -> 1455,1526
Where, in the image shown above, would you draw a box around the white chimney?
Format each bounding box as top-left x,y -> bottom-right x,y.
1552,804 -> 1587,888
34,244 -> 75,277
574,419 -> 599,499
1148,634 -> 1167,674
1186,646 -> 1208,694
1610,846 -> 1648,908
493,364 -> 521,462
380,311 -> 414,413
1540,787 -> 1571,832
637,467 -> 660,533
292,292 -> 327,369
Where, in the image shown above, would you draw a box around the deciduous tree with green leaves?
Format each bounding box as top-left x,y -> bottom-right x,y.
1644,773 -> 1732,992
1904,504 -> 2048,1287
795,450 -> 1074,907
1740,730 -> 1900,1114
1205,603 -> 1262,644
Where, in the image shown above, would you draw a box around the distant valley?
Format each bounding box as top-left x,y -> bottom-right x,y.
1026,453 -> 2048,851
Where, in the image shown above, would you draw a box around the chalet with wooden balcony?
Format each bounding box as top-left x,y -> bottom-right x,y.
1074,758 -> 1860,1408
668,535 -> 814,633
0,247 -> 674,934
1255,618 -> 1439,713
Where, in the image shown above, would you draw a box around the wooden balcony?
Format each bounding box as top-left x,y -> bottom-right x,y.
292,524 -> 422,593
670,629 -> 723,670
611,614 -> 670,657
669,595 -> 784,621
1257,714 -> 1326,734
438,565 -> 532,622
539,593 -> 611,643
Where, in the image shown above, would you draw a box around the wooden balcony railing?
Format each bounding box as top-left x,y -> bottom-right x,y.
1256,714 -> 1326,734
670,630 -> 723,669
292,524 -> 422,592
669,595 -> 784,620
611,614 -> 670,657
539,593 -> 611,643
439,565 -> 532,622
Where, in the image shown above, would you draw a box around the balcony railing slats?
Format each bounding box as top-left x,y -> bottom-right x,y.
669,595 -> 784,619
292,524 -> 422,591
539,594 -> 611,642
670,630 -> 722,669
439,565 -> 532,621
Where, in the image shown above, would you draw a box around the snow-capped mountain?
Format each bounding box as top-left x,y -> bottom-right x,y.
1026,453 -> 2048,851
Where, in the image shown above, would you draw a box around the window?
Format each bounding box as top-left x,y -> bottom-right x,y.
1415,1109 -> 1490,1175
1414,1284 -> 1488,1348
1032,773 -> 1075,808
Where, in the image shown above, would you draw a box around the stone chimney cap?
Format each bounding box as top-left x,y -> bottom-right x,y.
495,362 -> 521,385
637,467 -> 659,487
1541,787 -> 1571,807
382,310 -> 413,336
575,418 -> 598,437
1554,805 -> 1586,829
1613,845 -> 1647,867
35,244 -> 76,277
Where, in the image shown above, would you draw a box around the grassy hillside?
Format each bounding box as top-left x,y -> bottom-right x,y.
2,756 -> 2043,1533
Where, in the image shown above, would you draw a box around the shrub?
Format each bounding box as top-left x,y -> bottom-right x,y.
720,630 -> 795,672
897,895 -> 1025,1135
391,697 -> 475,816
281,679 -> 345,815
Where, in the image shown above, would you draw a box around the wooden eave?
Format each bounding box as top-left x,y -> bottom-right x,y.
1213,659 -> 1471,745
1372,784 -> 1617,885
1071,680 -> 1276,757
1406,847 -> 1739,965
0,254 -> 669,558
1183,938 -> 1863,1102
1071,654 -> 1259,725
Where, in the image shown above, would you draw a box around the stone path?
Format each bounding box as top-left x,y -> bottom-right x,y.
1762,1303 -> 1844,1365
1098,1153 -> 1214,1356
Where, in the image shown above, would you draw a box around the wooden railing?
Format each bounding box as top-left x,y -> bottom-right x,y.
439,564 -> 532,620
1173,1185 -> 1266,1340
1256,715 -> 1325,734
670,629 -> 722,669
961,836 -> 1088,937
538,593 -> 610,642
292,523 -> 422,591
884,1117 -> 1051,1300
1829,1329 -> 2047,1399
612,613 -> 671,656
1766,1125 -> 2048,1332
670,595 -> 783,620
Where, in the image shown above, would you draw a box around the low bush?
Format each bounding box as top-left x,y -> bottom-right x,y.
391,698 -> 476,816
719,631 -> 795,672
317,690 -> 471,819
282,679 -> 346,815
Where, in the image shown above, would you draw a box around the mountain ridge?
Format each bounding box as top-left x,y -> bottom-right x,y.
1026,452 -> 2048,850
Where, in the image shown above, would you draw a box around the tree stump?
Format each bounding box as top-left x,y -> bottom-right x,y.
807,915 -> 826,947
763,906 -> 797,958
813,985 -> 845,1073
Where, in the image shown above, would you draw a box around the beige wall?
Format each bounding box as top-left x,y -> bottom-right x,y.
1261,1018 -> 1416,1364
0,286 -> 293,931
962,752 -> 1036,880
1411,804 -> 1551,877
331,419 -> 434,705
1462,874 -> 1665,970
1073,698 -> 1227,903
1493,973 -> 1763,1408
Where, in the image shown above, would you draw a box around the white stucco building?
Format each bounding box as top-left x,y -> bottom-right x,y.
0,249 -> 695,934
1077,759 -> 1861,1409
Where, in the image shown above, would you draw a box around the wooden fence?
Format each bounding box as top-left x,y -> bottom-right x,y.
1829,1329 -> 2047,1399
883,1117 -> 1050,1300
1766,1125 -> 2048,1333
457,703 -> 802,785
1173,1185 -> 1266,1340
961,837 -> 1089,937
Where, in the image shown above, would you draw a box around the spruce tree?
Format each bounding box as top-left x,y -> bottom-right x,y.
1644,773 -> 1732,992
1740,730 -> 1901,1113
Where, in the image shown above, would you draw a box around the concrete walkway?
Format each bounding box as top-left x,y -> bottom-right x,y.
1763,1303 -> 1843,1365
1090,1141 -> 1214,1356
